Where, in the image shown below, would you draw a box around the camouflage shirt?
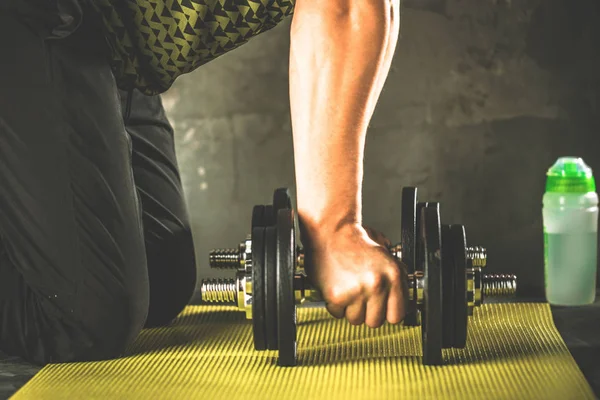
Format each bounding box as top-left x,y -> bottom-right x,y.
91,0 -> 295,95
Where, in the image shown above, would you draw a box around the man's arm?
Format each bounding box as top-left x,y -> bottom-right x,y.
290,0 -> 403,328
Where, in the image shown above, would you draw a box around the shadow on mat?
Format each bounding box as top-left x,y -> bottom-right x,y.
292,331 -> 559,367
124,310 -> 249,357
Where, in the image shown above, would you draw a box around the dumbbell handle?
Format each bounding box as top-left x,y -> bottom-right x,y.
200,271 -> 517,310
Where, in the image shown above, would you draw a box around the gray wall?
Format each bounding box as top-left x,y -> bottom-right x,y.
161,0 -> 600,299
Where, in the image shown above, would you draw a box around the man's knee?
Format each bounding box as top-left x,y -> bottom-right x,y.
28,288 -> 148,365
0,256 -> 149,365
145,223 -> 196,327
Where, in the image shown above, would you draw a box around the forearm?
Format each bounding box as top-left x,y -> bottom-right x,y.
289,0 -> 400,241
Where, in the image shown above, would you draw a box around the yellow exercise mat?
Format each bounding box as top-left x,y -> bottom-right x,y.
12,303 -> 595,400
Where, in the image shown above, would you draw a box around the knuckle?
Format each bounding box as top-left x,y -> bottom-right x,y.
387,266 -> 402,285
364,272 -> 385,293
324,286 -> 349,307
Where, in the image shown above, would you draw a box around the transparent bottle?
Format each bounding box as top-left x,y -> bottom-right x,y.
543,157 -> 598,306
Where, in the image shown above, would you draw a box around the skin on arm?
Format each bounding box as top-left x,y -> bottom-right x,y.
289,0 -> 404,328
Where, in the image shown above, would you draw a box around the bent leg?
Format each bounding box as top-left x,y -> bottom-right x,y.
121,90 -> 197,327
0,13 -> 148,364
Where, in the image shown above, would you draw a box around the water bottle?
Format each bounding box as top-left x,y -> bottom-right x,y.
543,157 -> 598,306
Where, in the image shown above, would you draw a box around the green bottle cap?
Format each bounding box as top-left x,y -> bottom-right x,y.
546,157 -> 596,193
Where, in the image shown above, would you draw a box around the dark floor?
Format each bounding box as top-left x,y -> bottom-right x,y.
0,355 -> 40,400
1,290 -> 599,400
550,291 -> 600,399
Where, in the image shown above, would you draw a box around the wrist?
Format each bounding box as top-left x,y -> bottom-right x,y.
297,209 -> 361,249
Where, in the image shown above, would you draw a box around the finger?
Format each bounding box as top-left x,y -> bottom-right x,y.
387,259 -> 408,324
386,274 -> 406,325
344,301 -> 366,326
326,303 -> 346,319
365,291 -> 388,328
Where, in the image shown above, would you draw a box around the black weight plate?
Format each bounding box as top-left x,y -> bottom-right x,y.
251,224 -> 268,351
264,205 -> 276,227
425,202 -> 439,211
451,225 -> 468,348
276,208 -> 298,366
415,202 -> 425,243
251,205 -> 267,350
264,226 -> 279,350
401,187 -> 418,326
401,187 -> 417,274
273,187 -> 292,212
252,204 -> 266,228
414,202 -> 428,266
414,201 -> 439,326
415,202 -> 437,265
420,205 -> 443,366
417,202 -> 438,259
441,224 -> 455,349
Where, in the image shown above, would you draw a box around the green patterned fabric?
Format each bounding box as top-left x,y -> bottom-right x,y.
90,0 -> 295,95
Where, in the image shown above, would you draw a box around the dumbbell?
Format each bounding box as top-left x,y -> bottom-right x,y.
201,187 -> 517,366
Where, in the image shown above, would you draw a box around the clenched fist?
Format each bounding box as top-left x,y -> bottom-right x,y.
302,223 -> 408,328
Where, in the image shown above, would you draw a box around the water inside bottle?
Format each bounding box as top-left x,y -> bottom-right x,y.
545,232 -> 598,306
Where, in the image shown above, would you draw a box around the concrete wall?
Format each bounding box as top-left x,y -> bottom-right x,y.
162,0 -> 600,299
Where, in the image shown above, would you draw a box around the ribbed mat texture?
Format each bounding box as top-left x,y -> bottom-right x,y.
12,303 -> 595,400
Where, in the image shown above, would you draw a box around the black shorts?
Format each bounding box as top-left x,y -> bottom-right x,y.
0,10 -> 196,365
